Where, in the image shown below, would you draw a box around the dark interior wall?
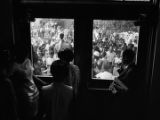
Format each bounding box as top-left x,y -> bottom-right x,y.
148,2 -> 160,119
12,1 -> 32,58
0,0 -> 13,51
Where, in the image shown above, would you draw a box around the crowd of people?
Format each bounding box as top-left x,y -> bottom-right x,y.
31,19 -> 139,79
92,24 -> 139,79
31,18 -> 74,76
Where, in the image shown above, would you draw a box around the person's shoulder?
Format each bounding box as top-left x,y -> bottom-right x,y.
63,85 -> 73,97
42,83 -> 53,96
64,84 -> 73,90
70,63 -> 79,70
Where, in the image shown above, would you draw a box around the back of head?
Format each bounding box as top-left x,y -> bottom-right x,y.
50,60 -> 68,83
122,49 -> 135,65
58,49 -> 74,63
127,43 -> 134,49
60,33 -> 64,40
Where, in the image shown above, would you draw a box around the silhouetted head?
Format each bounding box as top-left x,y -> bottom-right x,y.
127,43 -> 134,50
50,60 -> 68,83
58,49 -> 74,63
122,49 -> 135,65
59,33 -> 64,40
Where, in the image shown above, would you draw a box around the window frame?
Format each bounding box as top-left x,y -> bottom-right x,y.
14,1 -> 157,89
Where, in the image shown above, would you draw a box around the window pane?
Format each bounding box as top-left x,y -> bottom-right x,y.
92,20 -> 140,80
30,18 -> 74,76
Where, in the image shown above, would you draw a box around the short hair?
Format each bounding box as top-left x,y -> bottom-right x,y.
128,43 -> 134,49
50,60 -> 68,82
58,49 -> 74,63
122,49 -> 135,65
59,33 -> 64,39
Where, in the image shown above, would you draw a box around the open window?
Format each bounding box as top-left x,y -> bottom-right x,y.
92,20 -> 140,80
30,18 -> 74,77
88,19 -> 141,90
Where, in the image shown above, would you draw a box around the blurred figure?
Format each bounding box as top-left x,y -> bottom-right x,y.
0,50 -> 19,120
109,49 -> 137,93
42,60 -> 73,120
105,46 -> 116,65
10,48 -> 40,120
109,49 -> 139,120
127,43 -> 134,51
113,54 -> 122,76
54,33 -> 72,60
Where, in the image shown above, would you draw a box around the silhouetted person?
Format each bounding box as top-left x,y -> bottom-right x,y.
58,49 -> 80,96
54,33 -> 72,60
42,60 -> 73,120
109,49 -> 140,120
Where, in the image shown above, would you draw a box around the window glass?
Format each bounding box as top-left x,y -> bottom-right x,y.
30,18 -> 74,76
92,20 -> 140,80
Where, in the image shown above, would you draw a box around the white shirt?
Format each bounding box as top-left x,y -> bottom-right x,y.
96,71 -> 115,80
106,51 -> 116,63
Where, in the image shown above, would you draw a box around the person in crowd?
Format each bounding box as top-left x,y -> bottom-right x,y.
120,42 -> 127,57
0,50 -> 19,120
45,51 -> 54,75
42,60 -> 73,120
54,33 -> 72,60
127,43 -> 134,50
58,48 -> 80,96
112,53 -> 122,76
105,46 -> 116,65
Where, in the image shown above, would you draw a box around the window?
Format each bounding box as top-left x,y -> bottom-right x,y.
92,20 -> 140,80
30,18 -> 74,76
